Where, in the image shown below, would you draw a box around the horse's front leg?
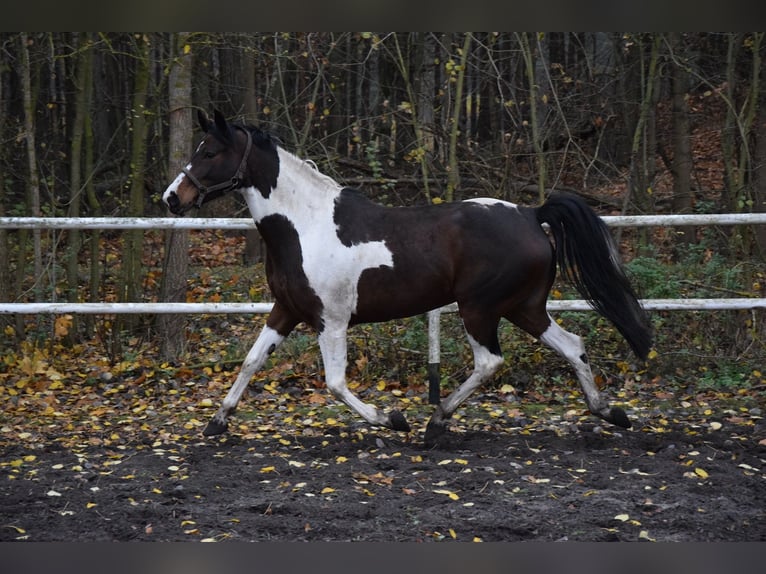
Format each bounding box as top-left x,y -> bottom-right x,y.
318,326 -> 410,432
203,305 -> 297,436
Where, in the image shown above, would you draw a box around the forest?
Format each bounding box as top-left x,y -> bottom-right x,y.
0,31 -> 764,387
1,32 -> 765,543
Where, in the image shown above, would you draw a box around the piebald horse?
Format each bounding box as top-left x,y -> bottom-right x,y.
163,109 -> 652,446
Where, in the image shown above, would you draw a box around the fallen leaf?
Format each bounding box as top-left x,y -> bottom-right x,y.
433,488 -> 460,500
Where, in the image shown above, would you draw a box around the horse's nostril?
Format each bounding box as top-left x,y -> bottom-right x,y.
166,193 -> 182,214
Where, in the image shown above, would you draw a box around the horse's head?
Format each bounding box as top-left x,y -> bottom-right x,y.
163,109 -> 278,215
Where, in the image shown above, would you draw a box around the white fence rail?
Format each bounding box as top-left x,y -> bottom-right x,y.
1,214 -> 765,316
4,213 -> 764,404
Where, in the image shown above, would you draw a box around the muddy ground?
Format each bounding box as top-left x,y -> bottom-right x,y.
1,391 -> 764,542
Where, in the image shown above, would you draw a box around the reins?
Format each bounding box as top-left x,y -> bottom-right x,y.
182,125 -> 253,208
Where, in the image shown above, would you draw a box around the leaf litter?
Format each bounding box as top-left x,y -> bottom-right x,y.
1,296 -> 765,541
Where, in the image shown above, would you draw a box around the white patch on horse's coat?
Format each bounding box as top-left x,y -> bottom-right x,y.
464,197 -> 518,210
241,148 -> 394,321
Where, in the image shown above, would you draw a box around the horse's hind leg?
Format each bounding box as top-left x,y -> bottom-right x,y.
535,316 -> 631,429
204,303 -> 298,436
425,313 -> 504,447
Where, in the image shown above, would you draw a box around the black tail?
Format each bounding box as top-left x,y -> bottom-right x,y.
536,192 -> 652,360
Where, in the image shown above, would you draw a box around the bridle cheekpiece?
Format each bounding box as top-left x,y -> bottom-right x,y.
182,125 -> 253,208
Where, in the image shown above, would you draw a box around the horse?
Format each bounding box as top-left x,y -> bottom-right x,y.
163,109 -> 652,446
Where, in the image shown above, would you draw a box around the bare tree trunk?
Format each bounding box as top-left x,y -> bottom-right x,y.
416,33 -> 436,164
721,33 -> 742,214
617,34 -> 661,246
65,33 -> 93,342
392,33 -> 431,201
159,32 -> 193,361
0,42 -> 10,338
518,32 -> 546,202
446,33 -> 472,200
20,33 -> 43,337
241,34 -> 265,265
754,41 -> 766,260
668,33 -> 696,256
119,34 -> 151,342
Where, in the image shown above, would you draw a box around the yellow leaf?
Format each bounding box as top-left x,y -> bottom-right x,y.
614,514 -> 630,522
86,502 -> 97,509
410,455 -> 423,463
183,44 -> 191,54
54,314 -> 72,338
376,380 -> 386,391
473,536 -> 483,542
694,467 -> 709,479
260,466 -> 276,473
335,456 -> 348,464
321,487 -> 336,494
449,528 -> 457,539
433,489 -> 460,501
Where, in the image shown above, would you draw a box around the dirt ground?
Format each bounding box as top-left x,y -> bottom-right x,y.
1,390 -> 764,542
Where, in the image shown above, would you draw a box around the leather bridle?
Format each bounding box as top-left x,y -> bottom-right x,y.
182,125 -> 253,208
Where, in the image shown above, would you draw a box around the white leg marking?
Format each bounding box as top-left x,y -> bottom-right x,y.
218,325 -> 285,417
439,334 -> 504,416
317,326 -> 390,427
539,318 -> 608,415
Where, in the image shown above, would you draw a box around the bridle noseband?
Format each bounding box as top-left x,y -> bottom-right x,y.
182,125 -> 253,208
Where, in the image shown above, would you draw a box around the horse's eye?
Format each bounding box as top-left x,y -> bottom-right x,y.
204,150 -> 216,159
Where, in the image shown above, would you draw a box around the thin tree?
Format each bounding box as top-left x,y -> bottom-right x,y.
118,33 -> 151,343
19,33 -> 43,328
65,33 -> 94,341
159,32 -> 193,361
667,33 -> 696,255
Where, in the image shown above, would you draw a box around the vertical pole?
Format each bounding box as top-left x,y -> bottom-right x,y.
427,308 -> 442,404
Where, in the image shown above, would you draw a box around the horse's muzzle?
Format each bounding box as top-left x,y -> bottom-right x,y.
165,192 -> 185,215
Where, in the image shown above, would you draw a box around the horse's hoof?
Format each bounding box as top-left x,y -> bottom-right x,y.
389,410 -> 410,432
203,418 -> 228,436
607,406 -> 631,429
424,420 -> 448,448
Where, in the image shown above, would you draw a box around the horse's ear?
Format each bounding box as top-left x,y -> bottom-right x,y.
213,109 -> 231,140
197,109 -> 211,132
